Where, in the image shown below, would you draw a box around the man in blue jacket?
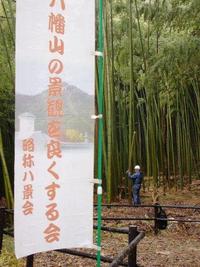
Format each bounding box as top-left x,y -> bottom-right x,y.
127,165 -> 143,205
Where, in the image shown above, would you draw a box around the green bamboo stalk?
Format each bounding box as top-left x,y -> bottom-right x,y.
6,0 -> 15,31
104,0 -> 112,203
109,0 -> 119,197
96,0 -> 104,265
0,19 -> 14,84
1,0 -> 15,45
0,129 -> 13,208
134,0 -> 147,72
127,0 -> 135,202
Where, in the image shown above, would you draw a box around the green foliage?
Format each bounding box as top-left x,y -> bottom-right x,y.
65,129 -> 85,142
0,0 -> 199,203
0,236 -> 24,267
0,0 -> 15,205
101,0 -> 200,200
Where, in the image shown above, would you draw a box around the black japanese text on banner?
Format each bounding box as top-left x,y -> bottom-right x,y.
15,0 -> 95,258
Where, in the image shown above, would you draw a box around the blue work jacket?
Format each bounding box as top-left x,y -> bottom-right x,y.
127,171 -> 143,185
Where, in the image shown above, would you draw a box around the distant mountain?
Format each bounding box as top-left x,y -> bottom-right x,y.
15,83 -> 94,139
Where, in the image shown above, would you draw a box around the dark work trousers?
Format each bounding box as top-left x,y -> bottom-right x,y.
132,184 -> 141,205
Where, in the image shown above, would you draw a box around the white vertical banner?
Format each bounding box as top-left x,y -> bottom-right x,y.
15,0 -> 95,258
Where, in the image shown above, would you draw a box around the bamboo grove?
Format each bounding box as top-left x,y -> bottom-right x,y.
0,0 -> 15,208
99,0 -> 200,201
0,0 -> 199,206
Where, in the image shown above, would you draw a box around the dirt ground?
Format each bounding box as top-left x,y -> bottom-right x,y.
32,221 -> 200,267
32,187 -> 200,267
2,186 -> 200,267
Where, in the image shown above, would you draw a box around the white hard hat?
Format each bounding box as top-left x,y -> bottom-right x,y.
134,165 -> 140,170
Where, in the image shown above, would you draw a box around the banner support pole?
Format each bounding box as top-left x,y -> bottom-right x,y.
96,0 -> 104,266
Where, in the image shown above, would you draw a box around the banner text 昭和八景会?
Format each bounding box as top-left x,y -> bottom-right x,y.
15,0 -> 95,258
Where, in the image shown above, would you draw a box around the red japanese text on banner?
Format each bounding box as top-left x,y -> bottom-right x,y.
15,0 -> 95,258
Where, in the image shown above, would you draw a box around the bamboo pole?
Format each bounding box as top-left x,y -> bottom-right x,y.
96,0 -> 104,265
0,129 -> 13,208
